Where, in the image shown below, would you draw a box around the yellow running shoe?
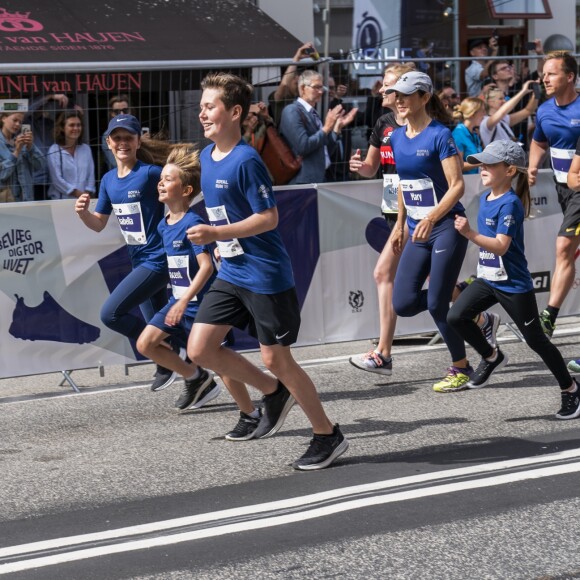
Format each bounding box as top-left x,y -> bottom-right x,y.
433,365 -> 474,393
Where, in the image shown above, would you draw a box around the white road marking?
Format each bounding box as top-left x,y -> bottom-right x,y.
2,448 -> 580,573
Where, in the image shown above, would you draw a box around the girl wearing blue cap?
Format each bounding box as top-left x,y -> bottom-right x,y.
448,140 -> 579,419
75,115 -> 187,392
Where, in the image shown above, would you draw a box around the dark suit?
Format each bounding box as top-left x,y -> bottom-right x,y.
279,100 -> 339,185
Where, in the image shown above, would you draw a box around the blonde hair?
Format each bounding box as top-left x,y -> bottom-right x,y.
165,145 -> 201,199
452,97 -> 485,121
384,61 -> 416,74
385,64 -> 415,78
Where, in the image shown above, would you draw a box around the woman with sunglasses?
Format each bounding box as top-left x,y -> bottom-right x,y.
101,95 -> 132,170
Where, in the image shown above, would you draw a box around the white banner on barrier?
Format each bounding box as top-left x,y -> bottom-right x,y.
308,170 -> 579,345
0,200 -> 139,378
0,170 -> 576,378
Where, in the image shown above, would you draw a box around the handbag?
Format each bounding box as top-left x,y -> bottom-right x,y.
260,124 -> 302,186
0,186 -> 14,203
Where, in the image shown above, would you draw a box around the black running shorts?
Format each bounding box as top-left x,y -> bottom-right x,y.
195,278 -> 301,346
556,182 -> 580,237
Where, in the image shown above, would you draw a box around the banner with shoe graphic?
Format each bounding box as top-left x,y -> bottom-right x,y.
0,170 -> 576,379
0,199 -> 138,378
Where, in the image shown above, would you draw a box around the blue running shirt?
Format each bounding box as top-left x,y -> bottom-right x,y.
476,188 -> 533,293
390,120 -> 464,235
200,140 -> 294,294
96,161 -> 165,271
157,208 -> 215,317
533,96 -> 580,183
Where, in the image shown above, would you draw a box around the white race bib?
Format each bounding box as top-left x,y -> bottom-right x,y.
112,202 -> 147,245
549,147 -> 575,184
167,255 -> 196,301
477,248 -> 508,281
400,178 -> 438,220
382,174 -> 399,213
206,205 -> 244,258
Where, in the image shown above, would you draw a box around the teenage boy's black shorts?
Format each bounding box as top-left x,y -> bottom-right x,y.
195,278 -> 301,346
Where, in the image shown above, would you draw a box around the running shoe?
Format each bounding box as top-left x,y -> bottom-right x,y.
468,348 -> 508,389
432,365 -> 474,393
292,424 -> 349,471
174,369 -> 217,410
252,381 -> 295,439
555,380 -> 580,420
190,381 -> 221,410
567,359 -> 580,373
150,342 -> 183,392
539,309 -> 555,339
480,311 -> 501,348
349,350 -> 393,376
150,365 -> 177,392
225,409 -> 262,441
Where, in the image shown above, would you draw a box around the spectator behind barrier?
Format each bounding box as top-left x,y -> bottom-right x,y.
268,42 -> 318,128
480,81 -> 538,147
241,102 -> 272,153
465,36 -> 499,98
451,97 -> 485,174
437,85 -> 460,117
25,93 -> 72,201
102,95 -> 133,171
0,111 -> 45,202
47,111 -> 96,200
278,69 -> 357,185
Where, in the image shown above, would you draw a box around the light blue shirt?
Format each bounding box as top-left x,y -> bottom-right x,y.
47,143 -> 96,200
0,132 -> 45,202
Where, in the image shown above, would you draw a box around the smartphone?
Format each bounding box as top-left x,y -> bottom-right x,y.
531,83 -> 542,101
304,47 -> 320,61
141,127 -> 150,136
526,41 -> 537,50
21,124 -> 31,134
491,28 -> 499,40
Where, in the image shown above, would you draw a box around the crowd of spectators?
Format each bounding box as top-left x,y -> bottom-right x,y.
0,36 -> 568,201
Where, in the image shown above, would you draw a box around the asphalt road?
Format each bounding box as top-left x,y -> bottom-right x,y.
1,320 -> 580,579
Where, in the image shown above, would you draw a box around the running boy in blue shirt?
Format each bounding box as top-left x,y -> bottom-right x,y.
136,145 -> 263,440
186,72 -> 348,470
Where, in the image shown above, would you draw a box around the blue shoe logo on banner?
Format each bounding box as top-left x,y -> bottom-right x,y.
9,291 -> 101,344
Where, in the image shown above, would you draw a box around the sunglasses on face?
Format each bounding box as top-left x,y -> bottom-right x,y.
112,108 -> 130,115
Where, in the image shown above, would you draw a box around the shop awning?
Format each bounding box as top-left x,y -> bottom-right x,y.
0,0 -> 301,73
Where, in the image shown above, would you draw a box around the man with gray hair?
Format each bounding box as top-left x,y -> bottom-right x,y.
279,70 -> 356,184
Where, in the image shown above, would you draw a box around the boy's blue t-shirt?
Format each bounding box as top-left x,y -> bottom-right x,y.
157,207 -> 215,317
390,120 -> 465,235
96,161 -> 165,271
200,140 -> 294,294
451,123 -> 482,175
477,188 -> 533,294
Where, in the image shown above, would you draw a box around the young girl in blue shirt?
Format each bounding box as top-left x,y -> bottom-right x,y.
448,140 -> 580,419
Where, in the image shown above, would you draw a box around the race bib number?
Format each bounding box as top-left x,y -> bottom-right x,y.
206,205 -> 244,258
382,174 -> 399,213
112,202 -> 146,245
549,147 -> 574,184
477,248 -> 508,281
400,178 -> 437,220
167,255 -> 195,300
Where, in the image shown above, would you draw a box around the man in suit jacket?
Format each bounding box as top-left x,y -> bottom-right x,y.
279,70 -> 355,184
